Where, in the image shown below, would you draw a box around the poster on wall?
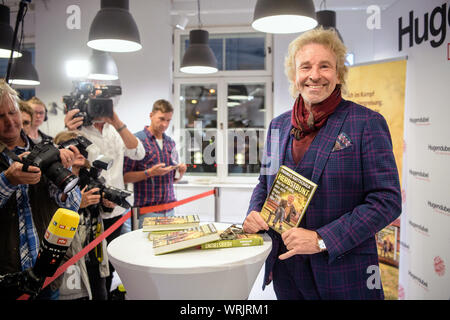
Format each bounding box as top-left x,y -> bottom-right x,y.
343,58 -> 407,185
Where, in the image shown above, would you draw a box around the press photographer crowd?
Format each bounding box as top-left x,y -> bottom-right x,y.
0,79 -> 187,300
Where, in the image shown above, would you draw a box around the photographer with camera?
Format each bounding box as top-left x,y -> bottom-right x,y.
0,80 -> 81,300
54,131 -> 111,300
64,81 -> 144,297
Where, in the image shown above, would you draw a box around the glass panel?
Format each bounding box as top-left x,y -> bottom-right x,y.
228,83 -> 265,128
227,83 -> 266,175
179,84 -> 217,175
182,129 -> 217,175
227,129 -> 265,175
225,36 -> 265,70
180,84 -> 217,129
180,33 -> 266,72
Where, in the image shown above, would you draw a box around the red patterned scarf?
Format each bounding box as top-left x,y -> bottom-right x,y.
290,86 -> 342,164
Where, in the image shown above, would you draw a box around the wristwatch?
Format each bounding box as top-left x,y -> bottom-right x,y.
317,235 -> 327,252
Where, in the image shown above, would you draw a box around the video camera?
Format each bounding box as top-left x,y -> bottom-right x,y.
78,156 -> 132,209
63,81 -> 122,127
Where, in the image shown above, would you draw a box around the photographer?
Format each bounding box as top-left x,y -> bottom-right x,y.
0,80 -> 81,300
64,83 -> 144,297
54,131 -> 109,300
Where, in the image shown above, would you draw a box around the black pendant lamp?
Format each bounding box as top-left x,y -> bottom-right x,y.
9,50 -> 40,86
88,50 -> 119,80
180,0 -> 217,74
0,4 -> 22,58
316,10 -> 344,42
252,0 -> 317,34
87,0 -> 142,53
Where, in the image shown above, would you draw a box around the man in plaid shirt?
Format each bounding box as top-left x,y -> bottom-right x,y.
0,80 -> 81,299
124,99 -> 186,227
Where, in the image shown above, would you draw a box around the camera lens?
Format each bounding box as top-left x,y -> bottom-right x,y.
46,162 -> 79,194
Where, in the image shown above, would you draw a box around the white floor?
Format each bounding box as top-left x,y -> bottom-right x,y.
110,262 -> 277,300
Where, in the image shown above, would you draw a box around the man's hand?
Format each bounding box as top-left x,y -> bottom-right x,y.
278,228 -> 321,260
243,210 -> 269,234
4,161 -> 41,185
178,163 -> 187,176
102,197 -> 117,209
97,111 -> 121,128
147,163 -> 177,177
59,147 -> 76,168
64,109 -> 84,130
80,186 -> 101,209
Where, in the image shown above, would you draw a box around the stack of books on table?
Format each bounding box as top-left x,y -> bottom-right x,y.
142,215 -> 264,255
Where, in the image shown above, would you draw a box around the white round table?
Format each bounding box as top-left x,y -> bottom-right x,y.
107,223 -> 272,300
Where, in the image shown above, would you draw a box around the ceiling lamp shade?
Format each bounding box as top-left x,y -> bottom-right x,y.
9,50 -> 40,86
0,4 -> 22,58
180,29 -> 218,74
316,10 -> 344,42
87,0 -> 142,53
88,50 -> 119,80
252,0 -> 317,34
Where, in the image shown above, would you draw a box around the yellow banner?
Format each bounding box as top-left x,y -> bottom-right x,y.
343,59 -> 407,184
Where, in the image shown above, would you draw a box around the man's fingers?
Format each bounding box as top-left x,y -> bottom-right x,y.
17,151 -> 30,160
279,250 -> 296,260
243,211 -> 269,233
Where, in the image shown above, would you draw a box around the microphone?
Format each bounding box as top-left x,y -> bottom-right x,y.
0,208 -> 79,299
32,208 -> 80,278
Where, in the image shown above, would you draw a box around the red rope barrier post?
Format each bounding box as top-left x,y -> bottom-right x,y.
214,187 -> 220,222
131,207 -> 140,231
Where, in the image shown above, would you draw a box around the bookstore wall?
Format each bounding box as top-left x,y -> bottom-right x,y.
385,0 -> 450,299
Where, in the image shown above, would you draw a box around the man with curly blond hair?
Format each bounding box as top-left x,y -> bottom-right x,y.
244,28 -> 401,300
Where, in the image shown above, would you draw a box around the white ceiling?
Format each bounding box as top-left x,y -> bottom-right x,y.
2,0 -> 400,14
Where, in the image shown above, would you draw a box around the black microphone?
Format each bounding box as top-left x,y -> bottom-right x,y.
32,208 -> 80,278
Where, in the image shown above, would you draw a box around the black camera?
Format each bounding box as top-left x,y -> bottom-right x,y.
78,156 -> 132,209
63,81 -> 122,127
58,135 -> 93,159
21,143 -> 79,194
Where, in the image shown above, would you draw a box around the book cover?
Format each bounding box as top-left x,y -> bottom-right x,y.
153,223 -> 220,255
142,214 -> 200,232
200,233 -> 264,250
376,224 -> 399,267
259,165 -> 318,234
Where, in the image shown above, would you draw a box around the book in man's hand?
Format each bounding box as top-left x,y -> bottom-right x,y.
142,214 -> 200,232
152,223 -> 220,255
259,165 -> 318,234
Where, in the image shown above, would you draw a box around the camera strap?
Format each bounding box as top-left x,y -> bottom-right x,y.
2,148 -> 22,164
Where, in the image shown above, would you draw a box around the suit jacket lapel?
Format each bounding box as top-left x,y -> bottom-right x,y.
310,100 -> 350,184
278,114 -> 292,167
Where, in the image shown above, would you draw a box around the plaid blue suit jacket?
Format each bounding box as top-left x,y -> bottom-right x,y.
247,99 -> 401,299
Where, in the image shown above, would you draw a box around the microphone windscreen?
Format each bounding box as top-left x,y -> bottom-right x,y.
32,208 -> 80,278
